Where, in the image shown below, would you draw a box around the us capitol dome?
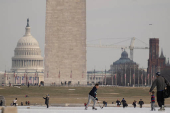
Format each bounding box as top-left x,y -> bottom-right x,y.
11,19 -> 43,72
0,19 -> 44,86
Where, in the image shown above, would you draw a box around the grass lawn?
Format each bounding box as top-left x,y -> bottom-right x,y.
0,86 -> 169,106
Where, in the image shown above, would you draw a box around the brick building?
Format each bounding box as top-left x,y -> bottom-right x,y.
147,38 -> 170,84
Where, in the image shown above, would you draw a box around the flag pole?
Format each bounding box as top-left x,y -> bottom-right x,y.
125,64 -> 126,86
105,67 -> 106,85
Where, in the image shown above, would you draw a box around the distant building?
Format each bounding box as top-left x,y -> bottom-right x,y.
0,19 -> 44,86
147,38 -> 170,84
110,50 -> 138,70
110,50 -> 138,74
87,70 -> 111,85
110,50 -> 139,86
87,50 -> 140,86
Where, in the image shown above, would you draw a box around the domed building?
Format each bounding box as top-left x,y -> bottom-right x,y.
11,19 -> 43,72
113,50 -> 137,65
0,19 -> 44,86
109,50 -> 138,86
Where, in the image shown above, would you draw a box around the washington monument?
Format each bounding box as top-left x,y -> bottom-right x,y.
44,0 -> 86,85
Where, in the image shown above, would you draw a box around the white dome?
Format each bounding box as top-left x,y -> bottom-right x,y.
11,19 -> 44,72
16,27 -> 40,48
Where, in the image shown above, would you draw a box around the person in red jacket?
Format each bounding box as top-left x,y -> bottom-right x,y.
28,101 -> 30,106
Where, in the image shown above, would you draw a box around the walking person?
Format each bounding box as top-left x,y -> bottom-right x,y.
151,91 -> 156,111
85,83 -> 99,110
149,72 -> 170,111
138,99 -> 144,108
43,95 -> 49,108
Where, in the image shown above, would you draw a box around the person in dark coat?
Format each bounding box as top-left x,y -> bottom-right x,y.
149,72 -> 170,111
21,102 -> 23,106
103,101 -> 107,107
0,100 -> 3,106
121,98 -> 127,108
43,95 -> 49,108
25,101 -> 28,105
116,99 -> 121,107
132,100 -> 136,108
85,83 -> 99,110
138,99 -> 144,108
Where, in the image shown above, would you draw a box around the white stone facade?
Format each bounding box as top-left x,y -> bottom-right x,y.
0,19 -> 44,86
11,19 -> 43,72
87,71 -> 111,85
44,0 -> 87,85
0,72 -> 44,86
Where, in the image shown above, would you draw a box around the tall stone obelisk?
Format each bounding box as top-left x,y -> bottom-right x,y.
44,0 -> 86,85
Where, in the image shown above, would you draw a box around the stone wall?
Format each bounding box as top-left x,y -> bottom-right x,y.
45,0 -> 87,85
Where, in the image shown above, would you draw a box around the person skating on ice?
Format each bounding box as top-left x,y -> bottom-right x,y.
116,99 -> 121,107
138,99 -> 144,108
85,83 -> 99,110
132,100 -> 136,108
43,95 -> 49,108
13,98 -> 17,106
149,72 -> 170,111
121,98 -> 127,108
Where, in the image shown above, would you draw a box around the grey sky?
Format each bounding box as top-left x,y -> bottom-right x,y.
0,0 -> 170,71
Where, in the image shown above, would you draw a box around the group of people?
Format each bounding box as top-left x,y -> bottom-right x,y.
1,71 -> 168,111
116,98 -> 144,108
10,98 -> 31,106
85,72 -> 170,111
25,101 -> 30,106
116,98 -> 129,108
132,99 -> 144,108
9,94 -> 48,107
149,72 -> 170,111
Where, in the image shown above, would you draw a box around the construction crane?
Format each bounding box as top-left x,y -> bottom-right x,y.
87,37 -> 149,61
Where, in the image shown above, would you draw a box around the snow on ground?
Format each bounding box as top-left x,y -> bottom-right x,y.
10,106 -> 170,113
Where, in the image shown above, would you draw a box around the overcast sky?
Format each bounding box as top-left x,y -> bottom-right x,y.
0,0 -> 170,71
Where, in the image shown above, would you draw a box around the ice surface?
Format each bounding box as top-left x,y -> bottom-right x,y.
12,106 -> 170,113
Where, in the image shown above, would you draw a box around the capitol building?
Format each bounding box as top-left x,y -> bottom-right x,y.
0,19 -> 44,86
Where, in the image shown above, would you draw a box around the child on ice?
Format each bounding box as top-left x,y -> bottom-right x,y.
138,99 -> 144,108
151,91 -> 156,111
132,100 -> 136,108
